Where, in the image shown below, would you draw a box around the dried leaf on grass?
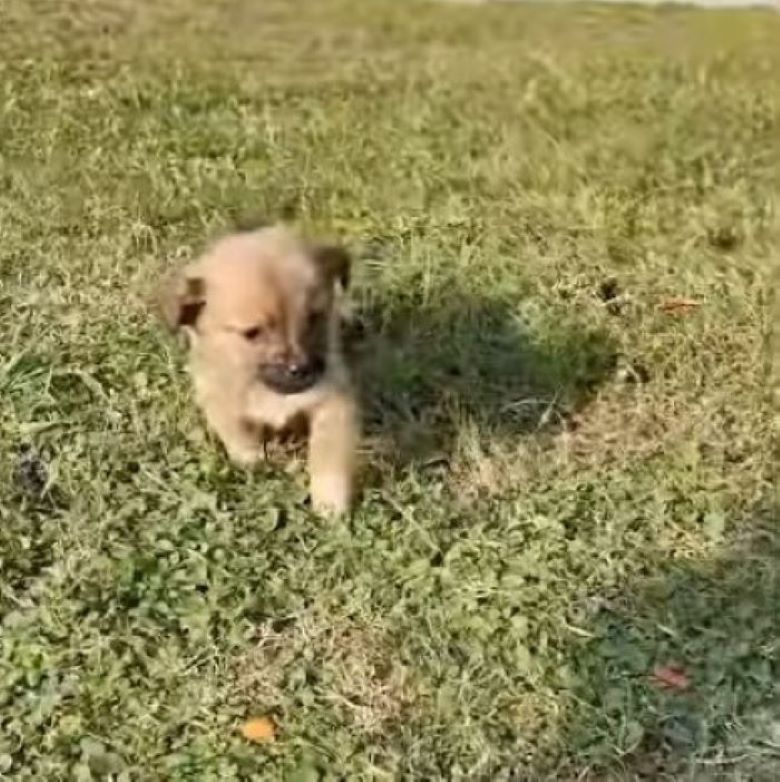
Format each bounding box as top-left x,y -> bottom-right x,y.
240,716 -> 277,743
650,664 -> 691,691
659,297 -> 701,314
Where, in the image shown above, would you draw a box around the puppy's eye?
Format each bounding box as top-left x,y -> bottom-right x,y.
241,326 -> 263,341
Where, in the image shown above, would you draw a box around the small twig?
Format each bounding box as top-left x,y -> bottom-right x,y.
659,297 -> 702,314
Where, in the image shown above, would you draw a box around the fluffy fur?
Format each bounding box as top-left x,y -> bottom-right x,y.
160,225 -> 359,515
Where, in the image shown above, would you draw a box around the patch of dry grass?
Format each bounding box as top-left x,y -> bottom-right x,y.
236,614 -> 415,736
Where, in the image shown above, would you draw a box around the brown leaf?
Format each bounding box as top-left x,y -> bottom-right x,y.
240,716 -> 277,743
650,664 -> 691,691
659,297 -> 701,314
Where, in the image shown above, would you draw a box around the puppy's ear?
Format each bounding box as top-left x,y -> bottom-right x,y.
233,213 -> 271,233
312,245 -> 351,290
158,273 -> 206,331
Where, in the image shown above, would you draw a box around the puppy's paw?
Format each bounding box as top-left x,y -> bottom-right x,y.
225,442 -> 263,467
311,472 -> 352,517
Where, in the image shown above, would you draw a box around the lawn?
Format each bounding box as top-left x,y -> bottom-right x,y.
0,0 -> 778,779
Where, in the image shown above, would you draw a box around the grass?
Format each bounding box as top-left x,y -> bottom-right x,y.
0,0 -> 778,778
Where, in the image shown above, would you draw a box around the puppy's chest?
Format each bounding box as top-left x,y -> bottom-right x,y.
243,383 -> 320,431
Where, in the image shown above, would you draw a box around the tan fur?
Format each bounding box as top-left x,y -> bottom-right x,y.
160,225 -> 359,515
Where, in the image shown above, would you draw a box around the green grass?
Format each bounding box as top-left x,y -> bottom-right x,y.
1,0 -> 778,778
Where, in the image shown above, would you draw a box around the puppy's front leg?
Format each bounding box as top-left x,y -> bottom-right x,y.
202,402 -> 263,466
308,392 -> 359,516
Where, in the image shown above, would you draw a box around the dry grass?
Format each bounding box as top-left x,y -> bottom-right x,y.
236,614 -> 415,736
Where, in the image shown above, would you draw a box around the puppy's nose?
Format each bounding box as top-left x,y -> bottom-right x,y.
287,361 -> 308,378
259,356 -> 325,395
288,356 -> 325,377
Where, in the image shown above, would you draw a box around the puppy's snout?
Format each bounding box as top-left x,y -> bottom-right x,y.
287,360 -> 309,379
260,356 -> 325,395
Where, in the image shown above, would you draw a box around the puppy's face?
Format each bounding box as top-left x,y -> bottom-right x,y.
161,227 -> 350,395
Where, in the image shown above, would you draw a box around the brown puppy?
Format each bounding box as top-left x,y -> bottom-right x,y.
160,225 -> 359,515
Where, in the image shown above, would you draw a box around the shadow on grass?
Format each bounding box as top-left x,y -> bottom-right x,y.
553,503 -> 780,781
345,291 -> 618,472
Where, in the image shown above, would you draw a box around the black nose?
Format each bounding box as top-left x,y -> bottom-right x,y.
292,356 -> 325,377
259,357 -> 325,394
287,361 -> 309,378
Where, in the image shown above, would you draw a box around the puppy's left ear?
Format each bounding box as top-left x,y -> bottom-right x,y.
312,245 -> 351,290
158,272 -> 206,332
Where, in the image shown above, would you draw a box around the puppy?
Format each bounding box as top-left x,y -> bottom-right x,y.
160,224 -> 359,515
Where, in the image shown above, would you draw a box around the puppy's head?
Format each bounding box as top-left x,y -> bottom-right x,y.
160,225 -> 350,395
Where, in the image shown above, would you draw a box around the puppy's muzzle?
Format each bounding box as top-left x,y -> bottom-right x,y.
259,357 -> 325,395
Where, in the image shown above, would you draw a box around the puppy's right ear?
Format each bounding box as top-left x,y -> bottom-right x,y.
312,244 -> 351,290
158,273 -> 206,331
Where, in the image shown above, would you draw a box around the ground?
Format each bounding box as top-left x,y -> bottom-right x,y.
0,1 -> 777,779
